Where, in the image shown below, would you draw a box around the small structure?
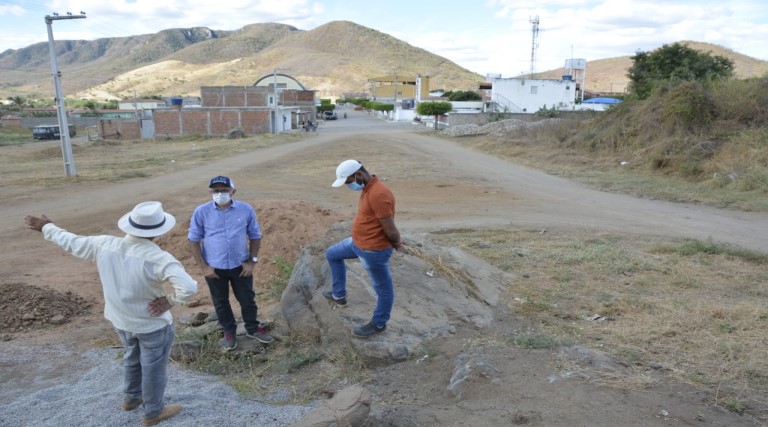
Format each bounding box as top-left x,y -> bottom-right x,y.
489,77 -> 577,113
576,97 -> 621,112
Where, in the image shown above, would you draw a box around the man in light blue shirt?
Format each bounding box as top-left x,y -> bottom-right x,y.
188,175 -> 274,350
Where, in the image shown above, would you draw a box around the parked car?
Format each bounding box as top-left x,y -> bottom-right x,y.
32,124 -> 76,140
323,111 -> 338,120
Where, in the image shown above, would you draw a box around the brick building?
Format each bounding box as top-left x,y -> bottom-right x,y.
152,86 -> 316,138
100,84 -> 317,140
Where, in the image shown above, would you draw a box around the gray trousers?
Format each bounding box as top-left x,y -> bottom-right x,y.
114,324 -> 175,418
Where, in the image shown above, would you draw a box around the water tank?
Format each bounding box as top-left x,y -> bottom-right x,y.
170,98 -> 183,107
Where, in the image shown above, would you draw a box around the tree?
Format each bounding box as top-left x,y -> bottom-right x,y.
416,101 -> 452,130
447,91 -> 482,101
627,42 -> 734,99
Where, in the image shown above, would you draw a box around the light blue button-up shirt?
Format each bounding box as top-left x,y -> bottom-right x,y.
188,200 -> 262,269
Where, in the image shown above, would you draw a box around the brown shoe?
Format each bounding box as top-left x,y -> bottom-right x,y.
120,398 -> 143,411
141,404 -> 182,426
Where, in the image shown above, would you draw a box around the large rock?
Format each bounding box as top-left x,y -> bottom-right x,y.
290,385 -> 372,427
279,223 -> 512,361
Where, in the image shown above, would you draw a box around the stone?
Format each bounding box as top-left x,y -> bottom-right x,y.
290,385 -> 371,427
49,314 -> 67,325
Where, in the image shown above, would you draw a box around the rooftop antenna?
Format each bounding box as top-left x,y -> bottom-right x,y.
529,16 -> 540,79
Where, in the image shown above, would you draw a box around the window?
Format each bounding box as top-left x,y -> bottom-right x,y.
530,86 -> 538,94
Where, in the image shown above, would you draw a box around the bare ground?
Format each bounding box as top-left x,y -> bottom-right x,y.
2,109 -> 767,426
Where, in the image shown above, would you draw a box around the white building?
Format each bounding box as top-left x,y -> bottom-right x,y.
490,77 -> 577,113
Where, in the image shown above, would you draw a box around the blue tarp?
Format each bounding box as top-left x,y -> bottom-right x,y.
582,97 -> 622,104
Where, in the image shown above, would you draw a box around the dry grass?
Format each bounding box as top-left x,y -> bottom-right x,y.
0,133 -> 307,196
431,227 -> 768,408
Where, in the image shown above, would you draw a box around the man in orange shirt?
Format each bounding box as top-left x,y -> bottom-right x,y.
324,159 -> 405,337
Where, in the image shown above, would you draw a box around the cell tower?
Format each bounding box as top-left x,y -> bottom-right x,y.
529,16 -> 540,79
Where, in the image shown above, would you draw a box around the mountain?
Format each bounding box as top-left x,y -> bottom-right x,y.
2,21 -> 766,102
0,21 -> 484,101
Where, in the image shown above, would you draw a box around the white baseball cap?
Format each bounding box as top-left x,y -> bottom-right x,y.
332,159 -> 362,187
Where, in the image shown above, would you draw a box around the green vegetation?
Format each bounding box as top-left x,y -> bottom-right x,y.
628,42 -> 734,99
416,101 -> 452,130
316,99 -> 335,113
269,256 -> 294,299
0,124 -> 30,146
443,90 -> 482,101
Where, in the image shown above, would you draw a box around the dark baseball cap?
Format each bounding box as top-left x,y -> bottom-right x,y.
209,175 -> 234,188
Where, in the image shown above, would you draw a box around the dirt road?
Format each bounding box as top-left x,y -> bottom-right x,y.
4,109 -> 767,253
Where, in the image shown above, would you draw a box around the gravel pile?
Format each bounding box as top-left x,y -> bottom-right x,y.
442,118 -> 560,138
0,343 -> 314,427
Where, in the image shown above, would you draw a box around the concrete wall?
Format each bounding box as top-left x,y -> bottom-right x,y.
446,111 -> 600,126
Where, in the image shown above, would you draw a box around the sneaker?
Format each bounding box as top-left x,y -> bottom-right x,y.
352,321 -> 386,338
223,331 -> 237,351
322,290 -> 347,307
120,398 -> 143,411
246,325 -> 274,344
142,404 -> 182,426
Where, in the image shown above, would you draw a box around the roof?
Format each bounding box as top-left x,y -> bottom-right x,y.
582,97 -> 621,104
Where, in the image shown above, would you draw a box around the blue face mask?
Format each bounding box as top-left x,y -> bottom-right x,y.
347,181 -> 364,191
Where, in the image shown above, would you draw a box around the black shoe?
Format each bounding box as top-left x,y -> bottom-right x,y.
246,325 -> 274,344
322,290 -> 347,307
352,321 -> 386,338
222,331 -> 237,351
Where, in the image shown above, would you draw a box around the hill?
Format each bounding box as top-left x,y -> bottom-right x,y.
1,21 -> 766,101
0,21 -> 483,101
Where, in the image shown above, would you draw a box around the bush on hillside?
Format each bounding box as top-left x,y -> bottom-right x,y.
627,42 -> 734,99
561,78 -> 768,186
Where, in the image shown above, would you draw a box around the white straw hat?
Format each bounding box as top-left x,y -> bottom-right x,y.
117,201 -> 176,237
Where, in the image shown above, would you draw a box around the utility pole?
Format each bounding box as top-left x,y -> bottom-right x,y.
45,11 -> 86,177
272,67 -> 290,134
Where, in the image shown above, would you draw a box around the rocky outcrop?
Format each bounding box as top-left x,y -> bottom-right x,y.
279,223 -> 512,361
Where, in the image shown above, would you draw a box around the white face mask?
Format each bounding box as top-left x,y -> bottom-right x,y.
212,192 -> 231,205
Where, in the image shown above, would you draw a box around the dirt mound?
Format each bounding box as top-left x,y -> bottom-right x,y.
0,283 -> 93,337
2,200 -> 346,340
155,199 -> 349,289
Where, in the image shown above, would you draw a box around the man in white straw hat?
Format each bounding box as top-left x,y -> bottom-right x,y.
24,201 -> 197,426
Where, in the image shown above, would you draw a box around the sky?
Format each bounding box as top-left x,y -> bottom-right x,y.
1,0 -> 767,79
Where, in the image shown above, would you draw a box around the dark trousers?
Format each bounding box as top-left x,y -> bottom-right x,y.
205,266 -> 259,335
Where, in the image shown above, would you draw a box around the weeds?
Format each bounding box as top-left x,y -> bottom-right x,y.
269,256 -> 294,299
432,228 -> 768,402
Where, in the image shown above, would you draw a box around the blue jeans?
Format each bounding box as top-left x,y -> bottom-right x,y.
114,324 -> 174,419
205,266 -> 259,335
326,237 -> 394,328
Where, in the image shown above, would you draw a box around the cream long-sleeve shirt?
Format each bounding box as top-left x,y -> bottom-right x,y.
43,223 -> 197,333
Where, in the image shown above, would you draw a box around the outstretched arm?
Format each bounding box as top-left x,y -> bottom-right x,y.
25,214 -> 52,232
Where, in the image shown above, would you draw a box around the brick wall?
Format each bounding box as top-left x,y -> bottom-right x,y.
99,119 -> 141,140
181,110 -> 208,135
154,110 -> 180,136
153,108 -> 271,137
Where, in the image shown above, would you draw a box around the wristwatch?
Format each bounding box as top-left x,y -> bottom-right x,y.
250,256 -> 259,264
